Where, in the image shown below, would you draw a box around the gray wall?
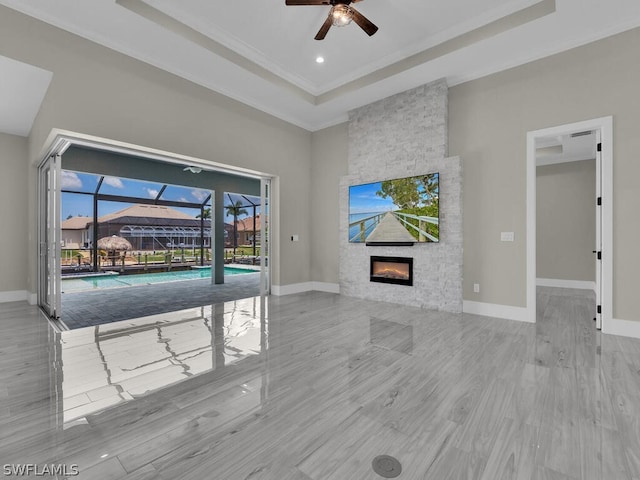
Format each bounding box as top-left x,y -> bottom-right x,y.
450,26 -> 640,320
0,6 -> 312,294
537,160 -> 596,282
0,133 -> 28,293
310,124 -> 348,284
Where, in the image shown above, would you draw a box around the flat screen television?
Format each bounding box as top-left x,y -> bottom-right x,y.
348,172 -> 439,245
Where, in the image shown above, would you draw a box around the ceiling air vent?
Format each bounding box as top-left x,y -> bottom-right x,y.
570,130 -> 593,138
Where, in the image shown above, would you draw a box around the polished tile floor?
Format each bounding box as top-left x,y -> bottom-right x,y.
1,288 -> 639,479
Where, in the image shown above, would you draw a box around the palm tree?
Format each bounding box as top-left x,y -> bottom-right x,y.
196,207 -> 211,219
225,200 -> 248,256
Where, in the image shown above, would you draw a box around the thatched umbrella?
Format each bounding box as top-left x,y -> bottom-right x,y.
98,235 -> 132,266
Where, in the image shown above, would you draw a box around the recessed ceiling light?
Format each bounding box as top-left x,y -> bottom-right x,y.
316,56 -> 325,64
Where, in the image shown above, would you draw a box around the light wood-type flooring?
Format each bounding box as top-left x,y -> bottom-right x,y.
1,287 -> 639,479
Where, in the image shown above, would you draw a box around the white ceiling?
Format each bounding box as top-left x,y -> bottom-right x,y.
1,0 -> 640,133
0,55 -> 52,136
536,130 -> 597,166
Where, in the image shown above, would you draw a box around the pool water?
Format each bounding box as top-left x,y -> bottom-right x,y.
62,267 -> 257,293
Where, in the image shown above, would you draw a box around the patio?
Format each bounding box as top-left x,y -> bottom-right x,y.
60,272 -> 261,329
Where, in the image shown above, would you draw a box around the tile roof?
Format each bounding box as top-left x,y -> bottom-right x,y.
235,214 -> 263,232
61,216 -> 92,230
98,204 -> 196,223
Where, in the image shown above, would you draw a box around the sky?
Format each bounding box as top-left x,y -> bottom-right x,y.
349,174 -> 439,216
348,181 -> 397,215
61,170 -> 258,222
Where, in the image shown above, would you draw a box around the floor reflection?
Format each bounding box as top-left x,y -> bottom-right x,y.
6,290 -> 633,479
369,318 -> 414,354
60,296 -> 267,425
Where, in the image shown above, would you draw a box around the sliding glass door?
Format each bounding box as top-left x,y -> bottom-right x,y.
37,135 -> 273,326
38,154 -> 62,319
259,177 -> 271,296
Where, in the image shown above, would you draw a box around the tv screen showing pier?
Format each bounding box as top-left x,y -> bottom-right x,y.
348,173 -> 439,244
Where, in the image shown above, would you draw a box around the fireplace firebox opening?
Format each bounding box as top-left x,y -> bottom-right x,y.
370,256 -> 413,286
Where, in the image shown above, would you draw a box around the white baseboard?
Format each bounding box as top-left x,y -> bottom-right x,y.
271,282 -> 312,296
603,318 -> 640,339
271,282 -> 340,296
463,300 -> 533,323
310,282 -> 340,294
28,293 -> 37,305
536,278 -> 596,291
0,290 -> 29,303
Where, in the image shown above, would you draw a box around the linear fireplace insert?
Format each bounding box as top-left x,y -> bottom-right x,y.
370,256 -> 413,286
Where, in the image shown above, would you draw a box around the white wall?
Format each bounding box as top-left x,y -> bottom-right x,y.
537,159 -> 595,283
0,6 -> 313,295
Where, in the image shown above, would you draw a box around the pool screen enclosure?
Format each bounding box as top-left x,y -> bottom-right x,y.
37,135 -> 272,325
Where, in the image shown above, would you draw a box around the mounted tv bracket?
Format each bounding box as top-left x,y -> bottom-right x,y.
366,241 -> 415,246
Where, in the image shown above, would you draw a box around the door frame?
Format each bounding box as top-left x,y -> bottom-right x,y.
526,116 -> 613,327
36,129 -> 275,318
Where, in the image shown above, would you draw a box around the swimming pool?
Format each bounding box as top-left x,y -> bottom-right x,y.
62,267 -> 257,293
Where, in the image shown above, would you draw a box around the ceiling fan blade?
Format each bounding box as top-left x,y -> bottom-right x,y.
314,15 -> 333,40
285,0 -> 331,5
350,7 -> 378,36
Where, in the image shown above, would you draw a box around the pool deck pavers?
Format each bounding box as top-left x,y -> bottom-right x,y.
61,273 -> 261,329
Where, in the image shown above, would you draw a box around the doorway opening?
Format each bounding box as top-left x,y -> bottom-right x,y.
527,116 -> 612,330
37,132 -> 274,329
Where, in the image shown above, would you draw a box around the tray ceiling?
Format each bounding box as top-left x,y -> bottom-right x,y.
1,0 -> 640,131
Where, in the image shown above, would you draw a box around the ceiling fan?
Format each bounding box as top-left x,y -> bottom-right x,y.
285,0 -> 378,41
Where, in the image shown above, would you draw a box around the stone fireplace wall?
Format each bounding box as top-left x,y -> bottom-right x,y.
339,79 -> 463,312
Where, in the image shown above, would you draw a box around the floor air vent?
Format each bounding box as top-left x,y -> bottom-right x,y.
372,455 -> 402,478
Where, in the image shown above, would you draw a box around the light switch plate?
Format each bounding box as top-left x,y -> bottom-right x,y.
501,231 -> 515,242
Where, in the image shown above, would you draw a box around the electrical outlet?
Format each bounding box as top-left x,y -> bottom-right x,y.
473,283 -> 480,293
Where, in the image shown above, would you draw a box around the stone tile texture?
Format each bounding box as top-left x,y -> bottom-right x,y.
340,79 -> 463,312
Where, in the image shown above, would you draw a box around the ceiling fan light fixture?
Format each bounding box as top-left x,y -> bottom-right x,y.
286,0 -> 377,40
331,5 -> 353,27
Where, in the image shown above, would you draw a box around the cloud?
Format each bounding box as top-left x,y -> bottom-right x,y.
61,171 -> 82,189
191,189 -> 209,202
103,176 -> 124,188
146,188 -> 159,198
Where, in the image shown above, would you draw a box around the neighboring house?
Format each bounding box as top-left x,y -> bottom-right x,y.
95,204 -> 211,251
61,216 -> 92,249
235,214 -> 264,246
63,205 -> 228,251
